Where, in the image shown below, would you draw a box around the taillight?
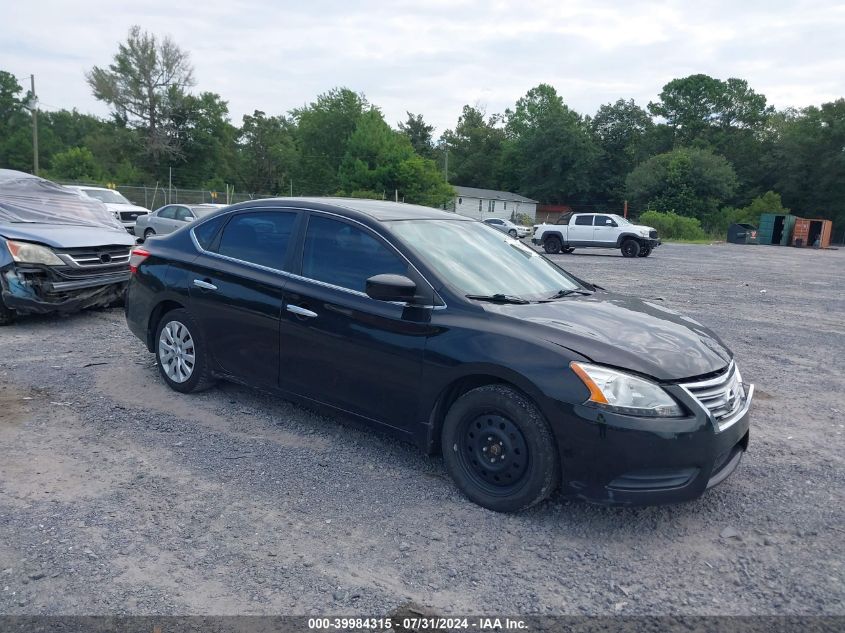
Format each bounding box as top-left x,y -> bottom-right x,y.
129,247 -> 150,274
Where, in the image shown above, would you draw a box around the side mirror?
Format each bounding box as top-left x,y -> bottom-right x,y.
365,274 -> 416,303
183,216 -> 194,222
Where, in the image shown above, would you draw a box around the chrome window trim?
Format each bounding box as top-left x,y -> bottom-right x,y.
188,205 -> 446,310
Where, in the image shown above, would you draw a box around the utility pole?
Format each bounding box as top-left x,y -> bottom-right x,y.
443,148 -> 449,182
290,180 -> 293,197
30,75 -> 38,175
623,199 -> 628,219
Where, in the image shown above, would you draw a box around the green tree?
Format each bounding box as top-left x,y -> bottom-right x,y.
339,110 -> 453,207
0,71 -> 33,171
626,147 -> 738,220
501,84 -> 598,203
86,25 -> 195,170
439,105 -> 505,187
649,74 -> 771,144
292,88 -> 370,195
168,92 -> 237,188
235,110 -> 298,194
398,112 -> 435,158
48,147 -> 101,182
590,98 -> 654,206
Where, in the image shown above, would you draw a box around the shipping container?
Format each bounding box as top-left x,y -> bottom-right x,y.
757,213 -> 797,246
791,218 -> 833,248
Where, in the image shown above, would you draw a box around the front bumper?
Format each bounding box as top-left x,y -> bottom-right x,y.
553,382 -> 753,505
1,263 -> 128,316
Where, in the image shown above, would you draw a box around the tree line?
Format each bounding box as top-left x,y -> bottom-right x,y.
1,26 -> 842,237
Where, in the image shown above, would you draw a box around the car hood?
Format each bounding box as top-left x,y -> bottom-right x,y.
0,223 -> 136,248
104,203 -> 149,213
484,292 -> 731,381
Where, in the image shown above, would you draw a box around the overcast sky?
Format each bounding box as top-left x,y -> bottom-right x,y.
2,0 -> 843,134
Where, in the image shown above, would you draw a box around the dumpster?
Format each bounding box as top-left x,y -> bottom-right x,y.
791,218 -> 832,248
758,213 -> 797,245
727,223 -> 758,244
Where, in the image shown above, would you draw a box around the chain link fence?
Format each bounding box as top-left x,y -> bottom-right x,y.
57,181 -> 265,210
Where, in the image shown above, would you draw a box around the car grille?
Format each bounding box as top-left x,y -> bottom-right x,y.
120,211 -> 146,222
55,246 -> 131,269
680,362 -> 745,428
649,230 -> 658,239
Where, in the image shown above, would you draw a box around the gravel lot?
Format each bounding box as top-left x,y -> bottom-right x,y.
0,242 -> 843,616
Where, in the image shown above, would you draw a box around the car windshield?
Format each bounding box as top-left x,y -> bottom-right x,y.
82,189 -> 131,205
610,214 -> 630,225
389,220 -> 581,300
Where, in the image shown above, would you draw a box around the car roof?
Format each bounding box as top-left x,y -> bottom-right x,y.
227,197 -> 471,223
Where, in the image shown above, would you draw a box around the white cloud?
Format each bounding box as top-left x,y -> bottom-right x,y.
1,0 -> 843,135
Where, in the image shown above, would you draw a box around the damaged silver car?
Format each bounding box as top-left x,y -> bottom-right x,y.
0,169 -> 136,325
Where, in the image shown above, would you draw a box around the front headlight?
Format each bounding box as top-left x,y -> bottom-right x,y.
4,240 -> 64,266
112,210 -> 121,219
639,229 -> 650,237
570,362 -> 684,417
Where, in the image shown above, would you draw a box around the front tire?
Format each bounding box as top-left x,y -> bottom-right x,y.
441,385 -> 559,512
144,228 -> 156,240
154,308 -> 216,393
508,229 -> 517,238
638,246 -> 652,257
621,238 -> 641,258
543,236 -> 562,254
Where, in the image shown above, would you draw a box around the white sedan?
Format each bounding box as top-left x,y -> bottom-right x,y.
483,217 -> 532,238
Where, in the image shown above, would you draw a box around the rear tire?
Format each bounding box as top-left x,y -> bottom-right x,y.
621,239 -> 641,258
154,308 -> 216,393
441,384 -> 560,512
543,236 -> 562,254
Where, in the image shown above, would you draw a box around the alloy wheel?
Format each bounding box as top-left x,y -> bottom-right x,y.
158,320 -> 196,383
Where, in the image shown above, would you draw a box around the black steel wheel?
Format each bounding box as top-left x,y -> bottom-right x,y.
442,384 -> 559,512
543,236 -> 562,254
621,238 -> 641,258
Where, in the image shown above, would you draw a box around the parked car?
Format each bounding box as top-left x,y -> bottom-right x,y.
0,170 -> 136,325
135,204 -> 228,241
533,212 -> 660,257
483,217 -> 531,238
126,198 -> 752,512
65,185 -> 150,234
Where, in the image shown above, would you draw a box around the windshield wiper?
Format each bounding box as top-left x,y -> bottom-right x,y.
544,289 -> 593,300
465,293 -> 530,305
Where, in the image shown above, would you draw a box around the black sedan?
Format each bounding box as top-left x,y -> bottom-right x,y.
125,198 -> 753,512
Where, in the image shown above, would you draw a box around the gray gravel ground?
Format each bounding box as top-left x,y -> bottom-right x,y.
0,242 -> 843,616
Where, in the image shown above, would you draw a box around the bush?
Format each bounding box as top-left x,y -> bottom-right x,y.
512,212 -> 533,226
638,209 -> 708,240
706,191 -> 789,235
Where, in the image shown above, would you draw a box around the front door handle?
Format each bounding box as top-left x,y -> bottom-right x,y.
286,304 -> 318,318
193,279 -> 217,291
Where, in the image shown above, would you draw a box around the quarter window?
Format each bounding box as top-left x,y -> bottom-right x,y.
216,211 -> 297,270
574,215 -> 593,226
301,215 -> 407,293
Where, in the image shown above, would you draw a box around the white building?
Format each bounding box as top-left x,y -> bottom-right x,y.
451,186 -> 538,222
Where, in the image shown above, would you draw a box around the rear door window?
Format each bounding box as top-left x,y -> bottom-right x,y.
574,215 -> 593,226
301,215 -> 407,293
216,211 -> 297,270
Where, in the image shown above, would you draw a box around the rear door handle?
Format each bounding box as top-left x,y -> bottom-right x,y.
193,279 -> 217,291
286,304 -> 318,318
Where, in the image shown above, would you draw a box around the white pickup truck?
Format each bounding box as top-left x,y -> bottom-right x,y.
532,212 -> 660,258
